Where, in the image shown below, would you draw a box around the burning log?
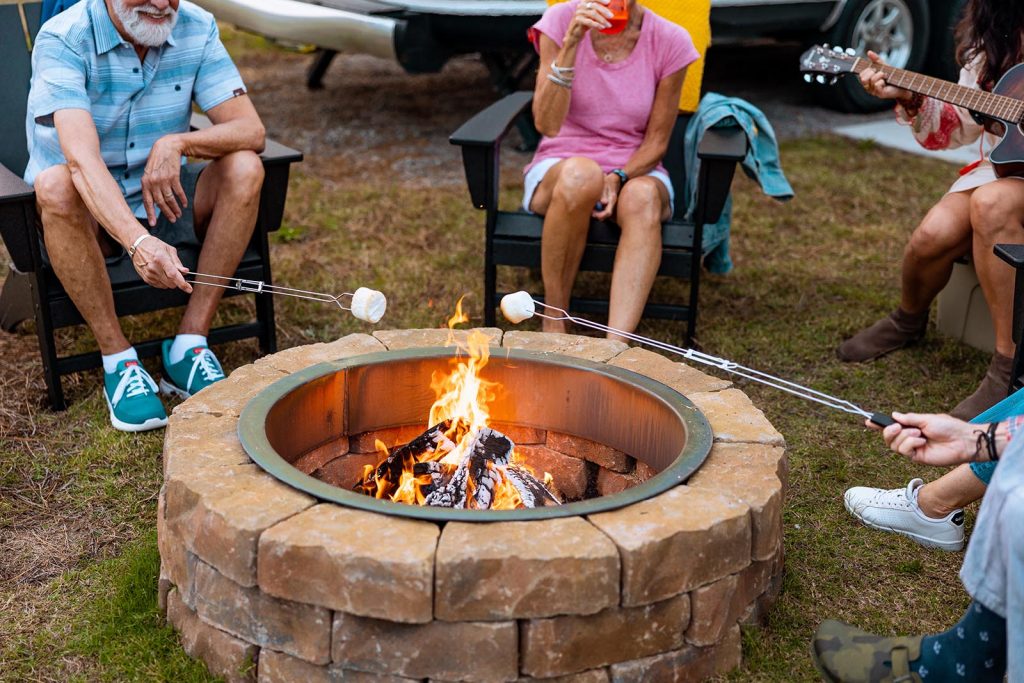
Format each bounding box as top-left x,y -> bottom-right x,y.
505,464 -> 562,507
355,422 -> 561,511
356,421 -> 454,497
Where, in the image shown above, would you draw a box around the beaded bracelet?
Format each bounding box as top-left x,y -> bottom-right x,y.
550,61 -> 575,78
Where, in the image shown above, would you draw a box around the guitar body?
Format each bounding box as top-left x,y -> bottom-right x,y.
988,63 -> 1024,178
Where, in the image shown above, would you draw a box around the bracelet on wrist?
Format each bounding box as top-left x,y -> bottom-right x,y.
546,72 -> 574,89
127,233 -> 152,259
610,168 -> 628,186
550,60 -> 575,78
988,422 -> 1000,462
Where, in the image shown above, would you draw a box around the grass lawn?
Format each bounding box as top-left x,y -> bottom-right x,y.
0,40 -> 990,683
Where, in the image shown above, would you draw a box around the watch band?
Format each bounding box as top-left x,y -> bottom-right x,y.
611,168 -> 628,185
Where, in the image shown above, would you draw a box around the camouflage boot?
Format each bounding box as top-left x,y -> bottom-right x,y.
812,620 -> 922,682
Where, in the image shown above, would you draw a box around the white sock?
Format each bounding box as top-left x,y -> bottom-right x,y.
102,347 -> 138,374
169,334 -> 208,365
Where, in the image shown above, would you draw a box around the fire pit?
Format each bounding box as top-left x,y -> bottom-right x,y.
158,329 -> 787,682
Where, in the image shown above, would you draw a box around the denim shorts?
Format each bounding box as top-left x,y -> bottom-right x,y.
40,161 -> 207,266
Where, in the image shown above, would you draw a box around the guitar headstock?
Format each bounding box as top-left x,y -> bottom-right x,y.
799,44 -> 859,85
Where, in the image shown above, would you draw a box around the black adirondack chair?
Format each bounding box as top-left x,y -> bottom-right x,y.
449,91 -> 747,344
0,1 -> 302,410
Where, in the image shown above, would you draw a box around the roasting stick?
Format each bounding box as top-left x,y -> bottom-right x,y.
186,272 -> 387,323
500,291 -> 897,428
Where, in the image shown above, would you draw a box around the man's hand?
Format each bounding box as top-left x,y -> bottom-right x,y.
130,235 -> 192,292
142,134 -> 187,227
868,412 -> 979,467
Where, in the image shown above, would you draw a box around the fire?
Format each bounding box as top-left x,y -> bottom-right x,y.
355,299 -> 558,510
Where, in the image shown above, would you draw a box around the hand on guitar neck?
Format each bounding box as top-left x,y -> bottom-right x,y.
859,50 -> 923,114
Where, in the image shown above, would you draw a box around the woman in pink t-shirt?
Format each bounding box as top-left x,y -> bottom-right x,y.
524,0 -> 699,336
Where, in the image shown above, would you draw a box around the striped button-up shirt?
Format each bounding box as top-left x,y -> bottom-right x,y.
24,0 -> 246,218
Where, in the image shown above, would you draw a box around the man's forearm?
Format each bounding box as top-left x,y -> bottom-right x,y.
173,118 -> 265,159
66,155 -> 148,248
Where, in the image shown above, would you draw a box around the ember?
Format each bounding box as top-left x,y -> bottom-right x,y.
354,300 -> 561,510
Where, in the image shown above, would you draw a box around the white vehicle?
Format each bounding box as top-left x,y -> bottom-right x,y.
193,0 -> 966,111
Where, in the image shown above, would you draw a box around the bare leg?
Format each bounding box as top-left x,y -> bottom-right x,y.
529,158 -> 604,333
917,464 -> 988,518
899,190 -> 973,315
606,176 -> 670,339
35,165 -> 130,355
178,151 -> 264,336
968,180 -> 1024,357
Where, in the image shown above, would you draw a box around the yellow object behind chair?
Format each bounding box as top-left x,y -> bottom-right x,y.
544,0 -> 710,112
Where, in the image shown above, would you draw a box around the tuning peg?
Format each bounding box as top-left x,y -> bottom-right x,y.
833,45 -> 843,53
816,75 -> 827,84
823,43 -> 831,49
846,48 -> 856,56
804,74 -> 813,83
829,77 -> 838,85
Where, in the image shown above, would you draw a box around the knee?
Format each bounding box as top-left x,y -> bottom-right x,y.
219,151 -> 265,198
970,187 -> 1013,234
553,157 -> 604,207
617,177 -> 664,226
34,165 -> 83,219
907,213 -> 959,259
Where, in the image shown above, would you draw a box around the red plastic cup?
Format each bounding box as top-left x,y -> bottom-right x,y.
600,0 -> 628,34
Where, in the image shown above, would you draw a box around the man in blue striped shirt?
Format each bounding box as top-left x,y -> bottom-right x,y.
26,0 -> 266,431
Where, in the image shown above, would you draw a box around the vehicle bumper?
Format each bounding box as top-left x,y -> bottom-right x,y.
192,0 -> 399,62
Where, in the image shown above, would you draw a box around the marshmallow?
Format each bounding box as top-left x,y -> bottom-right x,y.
350,288 -> 387,323
500,291 -> 535,324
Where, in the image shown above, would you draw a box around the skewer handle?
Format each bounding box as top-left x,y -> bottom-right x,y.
868,412 -> 897,428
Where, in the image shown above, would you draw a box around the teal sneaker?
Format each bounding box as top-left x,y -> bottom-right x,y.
104,359 -> 168,432
160,340 -> 226,399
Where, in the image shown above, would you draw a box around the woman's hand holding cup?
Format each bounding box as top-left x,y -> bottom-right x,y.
566,0 -> 612,43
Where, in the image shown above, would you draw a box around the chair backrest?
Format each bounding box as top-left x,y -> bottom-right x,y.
0,1 -> 42,176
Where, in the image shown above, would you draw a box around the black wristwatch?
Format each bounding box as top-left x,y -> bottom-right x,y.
611,168 -> 628,186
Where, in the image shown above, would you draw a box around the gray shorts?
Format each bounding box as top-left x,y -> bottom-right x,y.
40,161 -> 207,266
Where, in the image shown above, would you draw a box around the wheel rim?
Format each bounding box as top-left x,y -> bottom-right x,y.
851,0 -> 914,69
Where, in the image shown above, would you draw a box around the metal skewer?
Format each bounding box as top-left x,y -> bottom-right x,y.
501,292 -> 896,428
186,272 -> 387,323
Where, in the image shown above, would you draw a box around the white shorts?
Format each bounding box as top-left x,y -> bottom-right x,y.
522,157 -> 675,216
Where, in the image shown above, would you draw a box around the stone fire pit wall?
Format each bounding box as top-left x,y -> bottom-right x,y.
158,330 -> 788,683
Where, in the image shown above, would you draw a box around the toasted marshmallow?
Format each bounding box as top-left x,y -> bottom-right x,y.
500,291 -> 535,324
350,288 -> 387,323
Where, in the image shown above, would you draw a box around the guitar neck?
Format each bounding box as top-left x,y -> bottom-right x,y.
852,59 -> 1024,123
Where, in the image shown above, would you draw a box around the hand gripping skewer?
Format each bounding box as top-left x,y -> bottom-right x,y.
500,292 -> 897,428
186,272 -> 387,324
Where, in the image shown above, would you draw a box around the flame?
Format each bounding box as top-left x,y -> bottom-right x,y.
356,299 -> 554,510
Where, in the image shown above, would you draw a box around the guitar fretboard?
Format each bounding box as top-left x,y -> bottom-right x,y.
852,58 -> 1024,123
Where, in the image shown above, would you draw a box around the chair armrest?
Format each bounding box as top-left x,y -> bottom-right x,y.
996,244 -> 1024,269
693,126 -> 747,226
450,91 -> 534,210
696,125 -> 747,162
189,112 -> 303,165
450,91 -> 534,148
0,162 -> 38,273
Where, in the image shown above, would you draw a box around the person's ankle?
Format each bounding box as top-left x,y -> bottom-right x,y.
916,484 -> 960,519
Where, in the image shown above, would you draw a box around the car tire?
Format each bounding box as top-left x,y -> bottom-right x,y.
813,0 -> 930,112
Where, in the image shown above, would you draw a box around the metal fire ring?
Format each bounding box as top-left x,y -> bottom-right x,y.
238,347 -> 713,522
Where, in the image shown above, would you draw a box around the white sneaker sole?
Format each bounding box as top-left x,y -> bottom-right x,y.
850,509 -> 964,552
104,394 -> 168,433
160,377 -> 192,400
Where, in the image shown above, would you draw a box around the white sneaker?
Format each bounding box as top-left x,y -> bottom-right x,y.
843,478 -> 965,552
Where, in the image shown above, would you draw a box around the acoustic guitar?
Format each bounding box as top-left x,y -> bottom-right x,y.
799,44 -> 1024,178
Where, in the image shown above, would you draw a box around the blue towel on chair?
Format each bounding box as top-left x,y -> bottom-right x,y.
41,0 -> 81,24
683,93 -> 794,274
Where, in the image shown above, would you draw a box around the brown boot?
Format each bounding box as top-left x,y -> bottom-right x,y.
950,352 -> 1015,420
837,309 -> 928,363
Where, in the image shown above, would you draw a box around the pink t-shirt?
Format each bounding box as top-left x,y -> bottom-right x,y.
525,1 -> 699,176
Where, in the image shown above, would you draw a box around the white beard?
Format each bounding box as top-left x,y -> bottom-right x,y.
112,1 -> 178,47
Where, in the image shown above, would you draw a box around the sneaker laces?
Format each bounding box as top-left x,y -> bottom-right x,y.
113,363 -> 156,405
186,348 -> 225,389
864,479 -> 922,510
